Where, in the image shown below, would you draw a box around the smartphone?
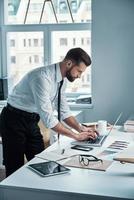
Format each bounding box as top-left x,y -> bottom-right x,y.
71,145 -> 93,152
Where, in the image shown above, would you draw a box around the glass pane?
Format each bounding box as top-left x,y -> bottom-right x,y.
51,30 -> 91,94
7,32 -> 44,92
6,0 -> 91,24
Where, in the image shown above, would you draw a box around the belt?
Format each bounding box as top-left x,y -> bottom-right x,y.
6,104 -> 40,121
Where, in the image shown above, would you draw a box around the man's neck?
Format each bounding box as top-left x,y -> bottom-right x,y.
59,61 -> 66,78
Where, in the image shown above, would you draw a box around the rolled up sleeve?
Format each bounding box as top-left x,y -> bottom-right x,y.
29,75 -> 59,129
60,83 -> 72,120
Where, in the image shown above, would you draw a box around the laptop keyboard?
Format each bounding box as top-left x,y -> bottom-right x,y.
86,135 -> 104,144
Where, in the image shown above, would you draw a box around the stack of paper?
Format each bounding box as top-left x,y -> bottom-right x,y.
124,114 -> 134,132
113,145 -> 134,163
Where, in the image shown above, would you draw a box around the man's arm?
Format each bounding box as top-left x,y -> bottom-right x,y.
63,116 -> 98,134
63,116 -> 82,132
52,121 -> 97,141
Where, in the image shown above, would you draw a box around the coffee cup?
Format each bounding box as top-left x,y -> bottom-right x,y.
97,120 -> 107,135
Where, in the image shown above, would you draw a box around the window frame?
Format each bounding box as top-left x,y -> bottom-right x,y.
0,0 -> 92,109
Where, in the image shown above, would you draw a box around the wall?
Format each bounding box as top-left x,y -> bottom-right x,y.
83,0 -> 134,125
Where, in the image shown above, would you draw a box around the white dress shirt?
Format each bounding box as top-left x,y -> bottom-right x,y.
7,63 -> 72,128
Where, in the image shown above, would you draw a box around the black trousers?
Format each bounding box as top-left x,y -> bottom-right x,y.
0,104 -> 44,177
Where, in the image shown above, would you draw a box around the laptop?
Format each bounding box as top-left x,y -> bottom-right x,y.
71,112 -> 123,147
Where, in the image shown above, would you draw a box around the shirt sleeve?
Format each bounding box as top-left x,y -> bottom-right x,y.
60,81 -> 73,120
29,74 -> 59,129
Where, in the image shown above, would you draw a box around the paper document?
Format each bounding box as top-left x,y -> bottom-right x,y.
64,155 -> 113,171
113,145 -> 134,163
35,149 -> 87,161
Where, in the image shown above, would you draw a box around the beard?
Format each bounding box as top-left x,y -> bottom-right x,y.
66,70 -> 76,82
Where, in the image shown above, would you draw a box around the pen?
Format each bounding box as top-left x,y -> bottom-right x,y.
61,149 -> 65,155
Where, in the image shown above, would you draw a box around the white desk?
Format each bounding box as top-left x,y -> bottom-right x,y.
0,128 -> 134,200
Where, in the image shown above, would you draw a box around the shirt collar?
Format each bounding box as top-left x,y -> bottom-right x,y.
55,63 -> 63,83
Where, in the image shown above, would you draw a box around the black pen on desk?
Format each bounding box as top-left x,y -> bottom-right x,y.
61,149 -> 65,155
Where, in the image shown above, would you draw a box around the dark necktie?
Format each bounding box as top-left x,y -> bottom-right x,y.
57,80 -> 63,140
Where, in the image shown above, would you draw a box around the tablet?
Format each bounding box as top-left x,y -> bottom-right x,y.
28,161 -> 70,177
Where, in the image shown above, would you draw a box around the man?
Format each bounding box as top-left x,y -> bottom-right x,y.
0,47 -> 97,177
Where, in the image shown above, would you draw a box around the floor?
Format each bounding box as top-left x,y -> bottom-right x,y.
0,167 -> 6,182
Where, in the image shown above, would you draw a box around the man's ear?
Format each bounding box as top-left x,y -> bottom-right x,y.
66,60 -> 73,68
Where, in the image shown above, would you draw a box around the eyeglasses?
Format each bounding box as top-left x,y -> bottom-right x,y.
79,154 -> 103,166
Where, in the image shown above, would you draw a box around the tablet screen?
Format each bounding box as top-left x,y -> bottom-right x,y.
28,161 -> 70,177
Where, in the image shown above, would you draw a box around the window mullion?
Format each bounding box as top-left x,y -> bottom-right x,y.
0,0 -> 5,77
43,28 -> 50,66
3,23 -> 91,32
1,30 -> 7,77
48,26 -> 51,65
0,31 -> 2,77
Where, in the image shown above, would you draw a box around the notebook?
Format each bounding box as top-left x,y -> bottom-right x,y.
113,145 -> 134,163
71,112 -> 122,147
64,155 -> 113,171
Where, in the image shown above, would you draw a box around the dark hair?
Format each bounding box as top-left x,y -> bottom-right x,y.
64,47 -> 91,66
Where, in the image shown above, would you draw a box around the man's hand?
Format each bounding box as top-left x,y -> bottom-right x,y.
52,121 -> 98,141
80,125 -> 97,133
75,128 -> 98,141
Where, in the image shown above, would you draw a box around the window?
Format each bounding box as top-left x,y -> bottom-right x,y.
5,0 -> 91,24
28,39 -> 31,47
52,30 -> 91,94
23,39 -> 26,47
34,55 -> 39,63
11,56 -> 16,64
6,32 -> 44,90
33,39 -> 39,47
8,3 -> 15,16
59,1 -> 68,13
81,38 -> 84,45
71,0 -> 78,13
73,38 -> 76,46
29,56 -> 32,64
60,38 -> 68,46
0,0 -> 92,107
10,39 -> 15,47
86,37 -> 90,45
